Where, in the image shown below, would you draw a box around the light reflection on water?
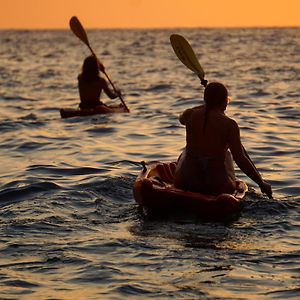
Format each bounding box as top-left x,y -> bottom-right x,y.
0,28 -> 299,299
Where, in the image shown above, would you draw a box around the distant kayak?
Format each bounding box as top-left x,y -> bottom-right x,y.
133,162 -> 248,220
60,105 -> 128,119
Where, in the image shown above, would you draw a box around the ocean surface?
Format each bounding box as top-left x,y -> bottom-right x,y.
0,28 -> 299,299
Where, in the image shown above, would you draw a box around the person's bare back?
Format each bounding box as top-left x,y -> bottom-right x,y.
182,105 -> 232,157
175,105 -> 236,195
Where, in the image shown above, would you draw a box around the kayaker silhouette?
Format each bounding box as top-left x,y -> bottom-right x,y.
77,55 -> 125,112
59,16 -> 130,118
174,82 -> 273,198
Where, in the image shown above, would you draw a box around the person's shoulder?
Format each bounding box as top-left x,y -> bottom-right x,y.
225,116 -> 240,133
226,116 -> 238,126
185,105 -> 205,119
183,107 -> 195,118
98,77 -> 106,84
179,108 -> 194,125
187,104 -> 204,116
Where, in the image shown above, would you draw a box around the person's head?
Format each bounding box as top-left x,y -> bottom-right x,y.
81,55 -> 99,81
204,82 -> 229,111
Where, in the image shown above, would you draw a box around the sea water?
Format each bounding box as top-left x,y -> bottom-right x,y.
0,28 -> 299,299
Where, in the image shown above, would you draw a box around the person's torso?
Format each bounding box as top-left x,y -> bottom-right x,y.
78,76 -> 104,109
185,106 -> 231,162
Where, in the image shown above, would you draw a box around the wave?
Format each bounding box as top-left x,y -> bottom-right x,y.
0,180 -> 61,208
27,164 -> 108,176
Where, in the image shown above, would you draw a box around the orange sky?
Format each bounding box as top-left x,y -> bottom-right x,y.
0,0 -> 299,29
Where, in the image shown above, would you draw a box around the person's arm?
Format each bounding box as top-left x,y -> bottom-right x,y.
100,78 -> 121,99
228,119 -> 272,198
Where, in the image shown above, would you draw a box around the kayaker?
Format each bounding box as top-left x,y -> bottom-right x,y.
78,55 -> 124,112
175,82 -> 273,198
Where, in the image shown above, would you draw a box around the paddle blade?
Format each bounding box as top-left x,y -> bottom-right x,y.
69,16 -> 90,47
170,34 -> 205,80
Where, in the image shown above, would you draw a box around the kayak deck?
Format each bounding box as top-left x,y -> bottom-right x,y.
60,105 -> 128,119
133,162 -> 248,220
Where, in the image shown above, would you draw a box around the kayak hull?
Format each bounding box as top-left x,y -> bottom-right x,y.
60,105 -> 128,119
133,162 -> 248,220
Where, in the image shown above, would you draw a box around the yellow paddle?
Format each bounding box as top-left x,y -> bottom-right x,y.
69,16 -> 130,112
170,34 -> 207,87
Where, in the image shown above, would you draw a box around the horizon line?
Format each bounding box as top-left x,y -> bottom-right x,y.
0,24 -> 299,31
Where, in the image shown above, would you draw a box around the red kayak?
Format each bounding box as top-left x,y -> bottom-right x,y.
133,162 -> 248,220
60,105 -> 128,119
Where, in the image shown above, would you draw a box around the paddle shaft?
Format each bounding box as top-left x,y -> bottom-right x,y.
102,70 -> 129,112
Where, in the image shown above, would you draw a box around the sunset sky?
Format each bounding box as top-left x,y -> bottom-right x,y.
0,0 -> 299,29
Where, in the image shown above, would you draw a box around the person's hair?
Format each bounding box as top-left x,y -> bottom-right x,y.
80,55 -> 99,82
203,82 -> 228,133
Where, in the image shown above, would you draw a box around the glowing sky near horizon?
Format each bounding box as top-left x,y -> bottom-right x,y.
0,0 -> 299,29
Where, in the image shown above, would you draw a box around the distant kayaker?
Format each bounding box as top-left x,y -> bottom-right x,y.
175,82 -> 272,198
78,55 -> 124,112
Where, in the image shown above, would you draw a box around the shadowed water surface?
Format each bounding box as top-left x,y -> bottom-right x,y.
0,28 -> 299,299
